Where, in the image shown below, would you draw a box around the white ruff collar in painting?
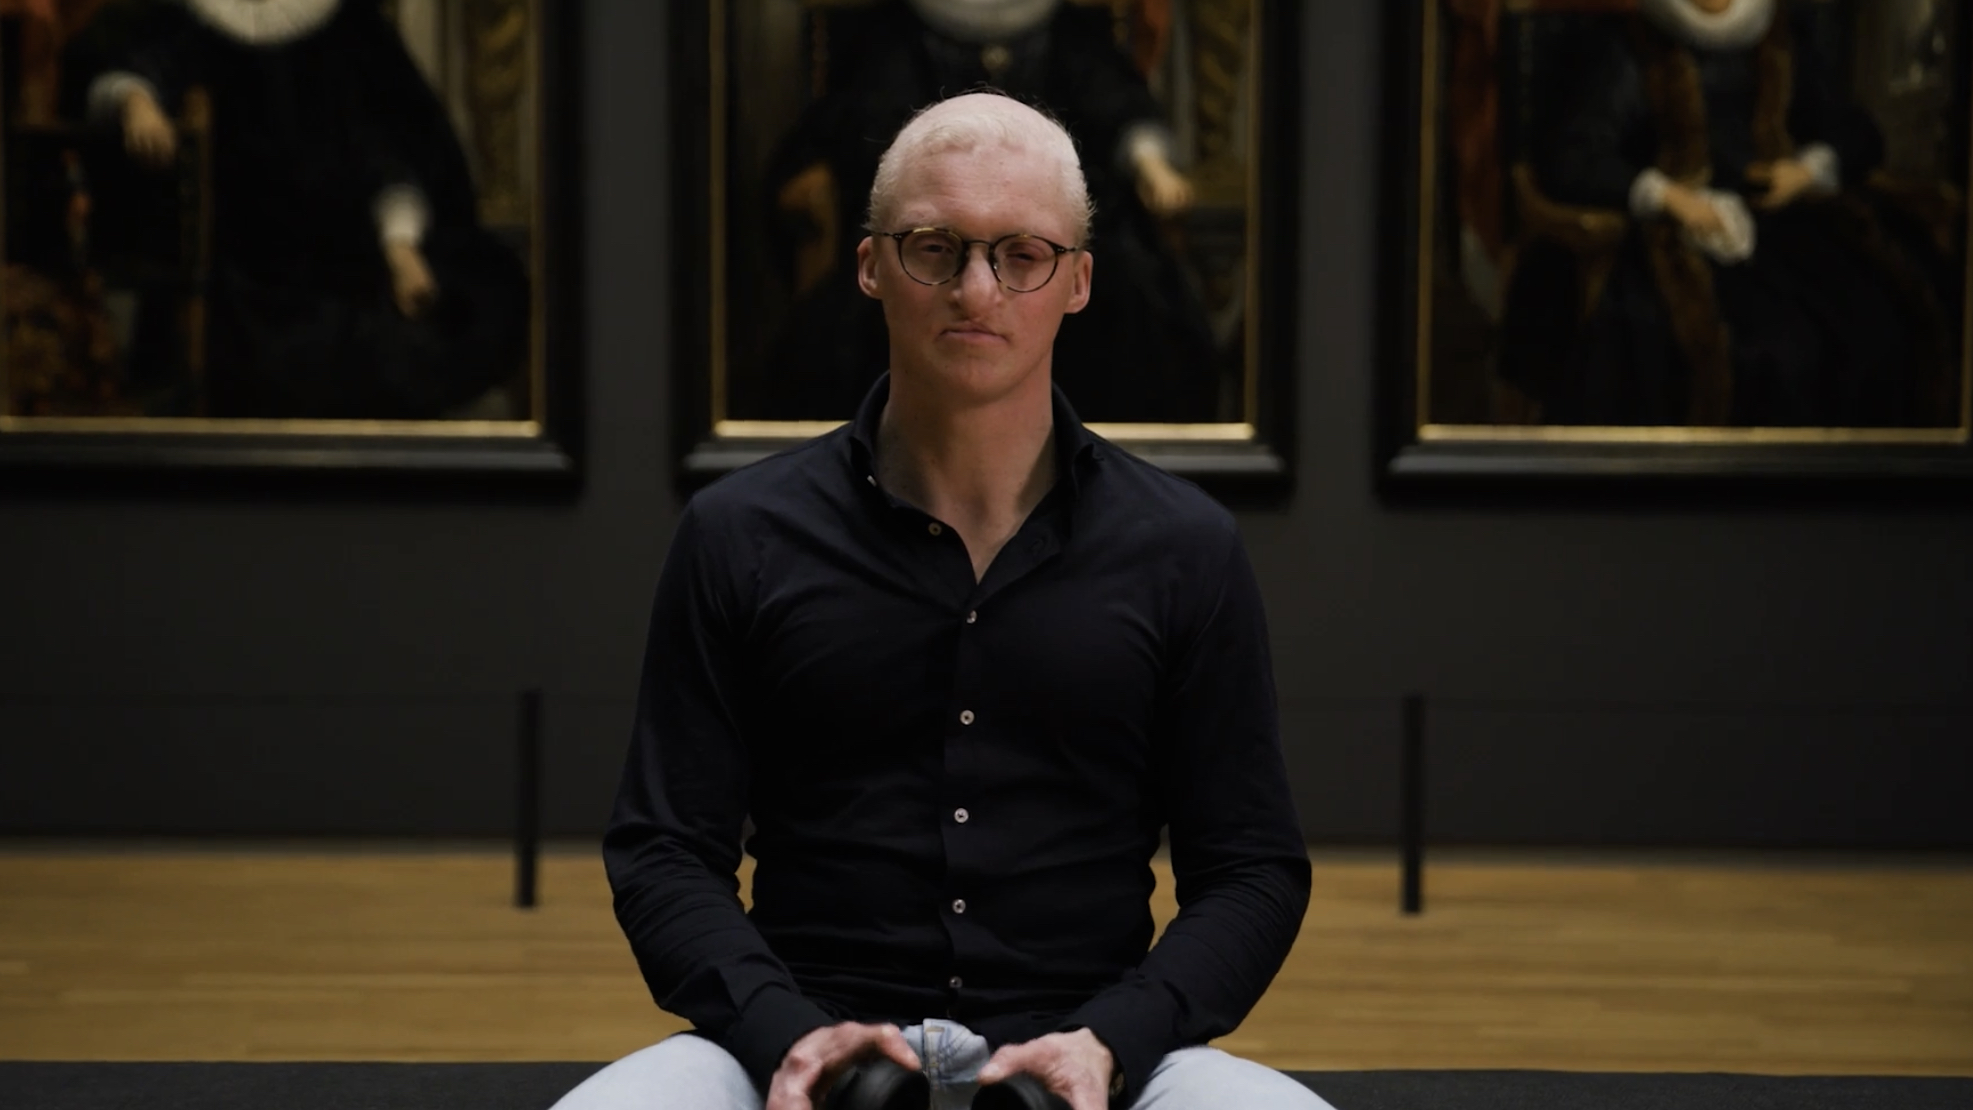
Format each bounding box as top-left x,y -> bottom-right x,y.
907,0 -> 1061,43
187,0 -> 340,47
1640,0 -> 1777,52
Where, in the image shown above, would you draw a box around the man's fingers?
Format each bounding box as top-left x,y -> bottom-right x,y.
975,1045 -> 1016,1082
871,1024 -> 922,1071
1745,162 -> 1773,183
779,1041 -> 829,1085
764,1069 -> 819,1110
767,1042 -> 830,1110
769,1021 -> 926,1110
976,1041 -> 1042,1084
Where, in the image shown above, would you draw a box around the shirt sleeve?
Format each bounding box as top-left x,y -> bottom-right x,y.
604,500 -> 837,1092
1061,522 -> 1312,1107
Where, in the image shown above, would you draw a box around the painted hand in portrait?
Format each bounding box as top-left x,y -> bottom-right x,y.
727,0 -> 1253,425
1419,0 -> 1969,441
2,0 -> 537,423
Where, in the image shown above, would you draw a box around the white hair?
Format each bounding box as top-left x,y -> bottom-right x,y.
866,93 -> 1095,243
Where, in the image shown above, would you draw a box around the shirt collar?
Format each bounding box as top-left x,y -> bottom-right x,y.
846,372 -> 1103,501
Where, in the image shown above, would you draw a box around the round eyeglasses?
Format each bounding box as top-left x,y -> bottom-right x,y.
880,227 -> 1082,293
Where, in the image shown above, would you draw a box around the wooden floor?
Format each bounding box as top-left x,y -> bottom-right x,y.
0,846 -> 1968,1074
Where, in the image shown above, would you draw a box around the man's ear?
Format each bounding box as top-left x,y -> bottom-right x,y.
1064,249 -> 1093,314
856,236 -> 881,299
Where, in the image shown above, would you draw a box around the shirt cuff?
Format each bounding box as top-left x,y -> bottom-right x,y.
1796,143 -> 1841,194
1117,121 -> 1175,175
1629,168 -> 1673,218
88,71 -> 158,126
717,986 -> 838,1095
1061,984 -> 1180,1109
374,184 -> 431,247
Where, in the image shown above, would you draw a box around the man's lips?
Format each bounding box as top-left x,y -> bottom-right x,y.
940,322 -> 1004,341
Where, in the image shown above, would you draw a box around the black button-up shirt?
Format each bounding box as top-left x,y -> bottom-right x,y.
605,375 -> 1310,1105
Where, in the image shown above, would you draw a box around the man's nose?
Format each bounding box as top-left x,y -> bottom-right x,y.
949,242 -> 1000,299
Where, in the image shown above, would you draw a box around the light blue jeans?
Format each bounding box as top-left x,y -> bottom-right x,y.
548,1019 -> 1335,1109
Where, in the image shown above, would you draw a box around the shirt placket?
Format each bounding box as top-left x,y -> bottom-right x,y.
936,514 -> 1064,1015
940,583 -> 985,1009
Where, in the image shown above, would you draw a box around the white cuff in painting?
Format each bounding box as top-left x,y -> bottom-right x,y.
375,184 -> 431,247
87,71 -> 159,126
1795,143 -> 1841,195
1685,190 -> 1757,265
1629,168 -> 1673,217
1118,121 -> 1175,175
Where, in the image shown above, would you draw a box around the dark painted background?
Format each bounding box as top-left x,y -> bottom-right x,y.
3,1 -> 1969,847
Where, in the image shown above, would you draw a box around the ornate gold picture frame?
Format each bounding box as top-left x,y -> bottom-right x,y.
0,0 -> 579,482
1383,0 -> 1973,486
671,0 -> 1299,494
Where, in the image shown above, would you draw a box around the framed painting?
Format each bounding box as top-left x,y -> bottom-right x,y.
670,0 -> 1299,495
0,0 -> 580,483
1381,0 -> 1973,486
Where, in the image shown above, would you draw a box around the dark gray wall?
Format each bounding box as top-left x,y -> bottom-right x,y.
3,1 -> 1969,847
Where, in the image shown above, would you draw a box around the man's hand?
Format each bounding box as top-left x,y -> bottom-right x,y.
975,1028 -> 1116,1110
1746,159 -> 1817,210
766,1021 -> 921,1110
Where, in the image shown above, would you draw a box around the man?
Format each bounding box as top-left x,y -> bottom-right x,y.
554,92 -> 1325,1110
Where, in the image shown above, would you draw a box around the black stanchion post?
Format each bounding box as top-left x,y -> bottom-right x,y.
1401,693 -> 1425,915
516,688 -> 542,909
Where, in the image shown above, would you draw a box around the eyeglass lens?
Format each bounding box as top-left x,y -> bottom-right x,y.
898,229 -> 1060,292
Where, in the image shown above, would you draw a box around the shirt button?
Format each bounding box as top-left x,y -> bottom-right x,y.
867,475 -> 877,487
954,808 -> 970,824
966,610 -> 977,624
959,710 -> 974,725
928,523 -> 943,536
952,899 -> 967,914
949,976 -> 964,990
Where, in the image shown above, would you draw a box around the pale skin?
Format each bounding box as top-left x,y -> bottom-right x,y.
119,84 -> 438,318
1659,0 -> 1822,236
762,98 -> 1115,1110
853,124 -> 1094,585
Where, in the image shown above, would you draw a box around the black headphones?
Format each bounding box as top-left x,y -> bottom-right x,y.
824,1057 -> 1072,1110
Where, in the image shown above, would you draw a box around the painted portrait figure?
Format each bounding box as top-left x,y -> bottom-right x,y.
1497,0 -> 1960,428
74,0 -> 530,419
